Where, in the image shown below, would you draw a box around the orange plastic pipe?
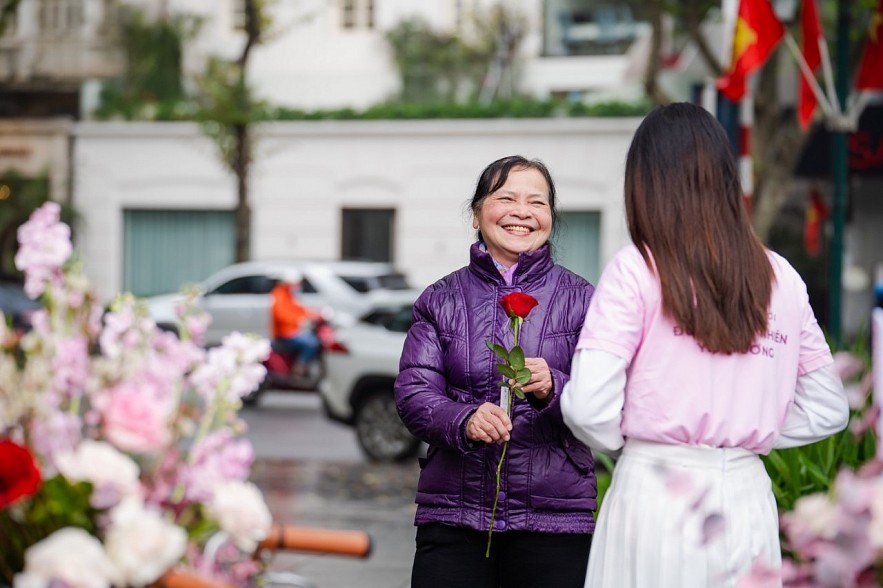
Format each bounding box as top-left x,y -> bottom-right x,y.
258,524 -> 373,558
154,569 -> 235,588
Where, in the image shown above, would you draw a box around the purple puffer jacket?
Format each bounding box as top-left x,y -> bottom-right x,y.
395,242 -> 597,534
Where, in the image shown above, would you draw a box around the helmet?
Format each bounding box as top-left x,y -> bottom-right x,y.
275,267 -> 303,284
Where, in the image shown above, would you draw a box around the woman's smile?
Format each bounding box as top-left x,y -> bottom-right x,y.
475,167 -> 552,267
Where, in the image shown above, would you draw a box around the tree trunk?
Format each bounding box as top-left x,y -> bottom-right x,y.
233,122 -> 250,262
232,0 -> 260,262
644,0 -> 672,104
682,0 -> 723,76
750,56 -> 810,242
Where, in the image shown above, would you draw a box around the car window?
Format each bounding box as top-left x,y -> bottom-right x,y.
210,275 -> 275,295
340,273 -> 411,292
386,306 -> 413,333
300,277 -> 317,294
362,305 -> 413,333
377,273 -> 411,290
340,276 -> 370,293
0,283 -> 39,313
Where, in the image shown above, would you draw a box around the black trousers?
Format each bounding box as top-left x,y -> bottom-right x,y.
411,523 -> 592,588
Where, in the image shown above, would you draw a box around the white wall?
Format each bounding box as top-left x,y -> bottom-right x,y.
72,118 -> 639,301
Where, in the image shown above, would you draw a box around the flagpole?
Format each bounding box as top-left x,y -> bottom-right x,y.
818,37 -> 839,115
828,0 -> 852,348
783,31 -> 836,118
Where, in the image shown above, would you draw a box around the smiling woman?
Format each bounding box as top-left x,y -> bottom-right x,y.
394,155 -> 597,588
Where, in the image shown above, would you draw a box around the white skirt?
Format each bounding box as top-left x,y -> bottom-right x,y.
586,439 -> 782,588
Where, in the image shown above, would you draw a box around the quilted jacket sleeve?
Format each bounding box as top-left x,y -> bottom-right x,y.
394,289 -> 480,455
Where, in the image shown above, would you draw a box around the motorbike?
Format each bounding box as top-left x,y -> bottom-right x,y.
243,310 -> 339,406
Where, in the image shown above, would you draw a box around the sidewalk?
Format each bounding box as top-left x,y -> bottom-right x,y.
251,457 -> 418,588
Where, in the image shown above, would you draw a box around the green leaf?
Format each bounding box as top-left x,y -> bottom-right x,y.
485,340 -> 509,361
512,387 -> 525,399
508,346 -> 525,370
496,364 -> 516,379
515,367 -> 531,385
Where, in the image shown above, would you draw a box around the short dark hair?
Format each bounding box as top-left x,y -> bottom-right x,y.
467,155 -> 558,241
625,102 -> 773,354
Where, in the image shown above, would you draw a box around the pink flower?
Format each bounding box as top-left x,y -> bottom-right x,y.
51,336 -> 90,401
101,382 -> 173,454
14,202 -> 72,298
783,494 -> 839,549
736,559 -> 782,588
831,351 -> 865,382
180,431 -> 254,502
28,411 -> 82,465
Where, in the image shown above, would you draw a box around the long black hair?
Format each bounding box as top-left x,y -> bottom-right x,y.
625,102 -> 773,354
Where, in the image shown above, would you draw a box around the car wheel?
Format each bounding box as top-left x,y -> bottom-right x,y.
354,389 -> 420,462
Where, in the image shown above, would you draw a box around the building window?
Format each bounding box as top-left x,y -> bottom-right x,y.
543,0 -> 649,57
340,0 -> 374,30
341,208 -> 394,262
39,0 -> 84,33
553,210 -> 601,284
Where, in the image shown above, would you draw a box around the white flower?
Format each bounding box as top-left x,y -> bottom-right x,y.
14,527 -> 120,588
206,480 -> 273,553
55,439 -> 142,504
789,493 -> 840,543
104,498 -> 187,587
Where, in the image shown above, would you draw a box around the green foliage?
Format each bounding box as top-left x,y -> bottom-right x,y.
192,57 -> 265,170
762,336 -> 877,512
94,9 -> 200,121
486,340 -> 509,361
385,17 -> 493,103
0,171 -> 75,280
496,363 -> 516,379
0,476 -> 98,580
0,0 -> 22,36
508,346 -> 525,371
763,425 -> 876,513
593,452 -> 616,517
267,97 -> 652,120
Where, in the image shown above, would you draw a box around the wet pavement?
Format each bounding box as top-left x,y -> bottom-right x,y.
243,393 -> 419,588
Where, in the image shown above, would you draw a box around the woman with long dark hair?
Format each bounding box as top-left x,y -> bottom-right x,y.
562,103 -> 848,587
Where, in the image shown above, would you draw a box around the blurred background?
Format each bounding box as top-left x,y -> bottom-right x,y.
1,0 -> 881,346
1,1 -> 882,585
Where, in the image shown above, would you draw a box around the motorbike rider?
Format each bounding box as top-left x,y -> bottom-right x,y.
270,268 -> 320,377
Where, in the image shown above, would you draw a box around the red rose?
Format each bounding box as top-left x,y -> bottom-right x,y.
0,439 -> 41,508
499,292 -> 539,319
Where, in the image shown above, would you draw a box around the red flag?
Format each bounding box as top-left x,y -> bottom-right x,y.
798,0 -> 823,128
856,0 -> 883,90
718,0 -> 785,101
804,187 -> 828,257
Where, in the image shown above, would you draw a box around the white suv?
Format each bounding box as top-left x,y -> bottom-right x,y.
141,260 -> 419,346
320,302 -> 422,462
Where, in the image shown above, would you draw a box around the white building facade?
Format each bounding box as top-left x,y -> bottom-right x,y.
73,117 -> 640,301
118,0 -> 650,111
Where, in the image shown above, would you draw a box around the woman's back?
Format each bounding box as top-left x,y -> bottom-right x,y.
576,244 -> 832,453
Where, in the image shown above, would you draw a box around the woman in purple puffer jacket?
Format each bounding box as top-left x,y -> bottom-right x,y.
395,155 -> 597,588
